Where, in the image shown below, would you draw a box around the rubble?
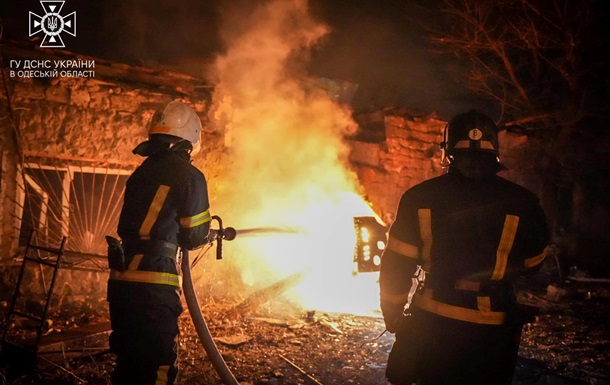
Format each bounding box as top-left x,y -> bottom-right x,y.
1,281 -> 608,385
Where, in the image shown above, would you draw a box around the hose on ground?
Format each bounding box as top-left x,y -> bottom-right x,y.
181,249 -> 240,385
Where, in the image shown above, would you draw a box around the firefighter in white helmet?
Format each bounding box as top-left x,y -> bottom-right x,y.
107,100 -> 211,385
380,109 -> 549,385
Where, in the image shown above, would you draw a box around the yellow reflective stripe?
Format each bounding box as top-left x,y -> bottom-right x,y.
180,209 -> 211,228
128,254 -> 143,270
387,236 -> 419,259
139,185 -> 171,237
413,289 -> 506,325
155,365 -> 170,385
109,269 -> 182,287
525,251 -> 546,268
477,296 -> 492,312
380,290 -> 411,305
418,209 -> 432,271
492,215 -> 519,280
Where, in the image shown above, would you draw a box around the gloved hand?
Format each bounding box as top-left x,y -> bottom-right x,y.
207,229 -> 219,242
105,236 -> 125,271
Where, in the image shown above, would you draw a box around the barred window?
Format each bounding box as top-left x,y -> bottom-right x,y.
15,160 -> 132,256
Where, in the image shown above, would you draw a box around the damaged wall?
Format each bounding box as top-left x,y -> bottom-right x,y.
0,42 -> 221,257
348,109 -> 446,223
0,42 -> 217,301
348,108 -> 544,227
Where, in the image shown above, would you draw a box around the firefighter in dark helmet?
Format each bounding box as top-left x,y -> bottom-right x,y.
380,109 -> 549,385
107,100 -> 211,385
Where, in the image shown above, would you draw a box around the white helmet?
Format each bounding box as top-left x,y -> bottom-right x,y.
148,101 -> 202,145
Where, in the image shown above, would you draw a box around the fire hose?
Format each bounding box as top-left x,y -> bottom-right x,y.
181,216 -> 300,384
182,215 -> 240,385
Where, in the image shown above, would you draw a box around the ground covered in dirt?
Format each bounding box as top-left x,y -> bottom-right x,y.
1,279 -> 609,385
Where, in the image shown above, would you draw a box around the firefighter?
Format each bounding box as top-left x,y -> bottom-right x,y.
107,100 -> 211,385
380,109 -> 549,385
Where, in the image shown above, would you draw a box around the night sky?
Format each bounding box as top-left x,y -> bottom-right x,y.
1,0 -> 481,118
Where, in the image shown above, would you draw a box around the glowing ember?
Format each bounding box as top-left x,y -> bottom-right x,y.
207,0 -> 382,315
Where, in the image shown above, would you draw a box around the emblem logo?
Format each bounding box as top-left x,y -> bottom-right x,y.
468,128 -> 483,141
29,1 -> 76,48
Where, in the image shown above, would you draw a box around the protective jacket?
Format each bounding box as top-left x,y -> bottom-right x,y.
380,167 -> 548,326
107,148 -> 210,385
112,149 -> 210,283
380,167 -> 549,385
120,148 -> 209,247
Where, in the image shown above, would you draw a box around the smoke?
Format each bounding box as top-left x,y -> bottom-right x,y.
209,0 -> 359,227
206,0 -> 379,313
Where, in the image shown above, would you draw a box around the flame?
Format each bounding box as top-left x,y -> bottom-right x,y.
207,0 -> 381,315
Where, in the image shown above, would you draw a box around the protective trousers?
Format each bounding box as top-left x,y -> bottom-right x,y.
386,310 -> 522,385
108,280 -> 183,385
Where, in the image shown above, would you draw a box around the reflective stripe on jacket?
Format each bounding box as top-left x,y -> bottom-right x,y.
112,150 -> 211,287
380,168 -> 549,325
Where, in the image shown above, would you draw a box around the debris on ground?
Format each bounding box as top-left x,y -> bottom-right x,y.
1,280 -> 609,385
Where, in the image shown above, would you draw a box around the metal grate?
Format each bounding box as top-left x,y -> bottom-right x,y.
12,157 -> 134,260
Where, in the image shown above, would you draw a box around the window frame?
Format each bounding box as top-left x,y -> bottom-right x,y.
15,161 -> 131,254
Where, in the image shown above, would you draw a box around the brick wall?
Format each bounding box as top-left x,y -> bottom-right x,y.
349,110 -> 539,226
349,112 -> 446,223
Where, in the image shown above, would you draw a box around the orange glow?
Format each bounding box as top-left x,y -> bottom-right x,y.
206,0 -> 382,315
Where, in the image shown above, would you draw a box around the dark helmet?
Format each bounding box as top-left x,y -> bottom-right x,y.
440,109 -> 499,159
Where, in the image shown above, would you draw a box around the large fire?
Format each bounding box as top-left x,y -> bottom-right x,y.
205,0 -> 382,316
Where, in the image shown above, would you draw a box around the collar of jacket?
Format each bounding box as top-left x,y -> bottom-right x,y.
133,139 -> 192,161
149,148 -> 191,163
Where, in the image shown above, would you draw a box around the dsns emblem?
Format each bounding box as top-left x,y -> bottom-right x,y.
29,1 -> 76,48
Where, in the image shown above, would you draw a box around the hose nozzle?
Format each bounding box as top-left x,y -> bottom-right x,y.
210,226 -> 236,241
209,215 -> 235,260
